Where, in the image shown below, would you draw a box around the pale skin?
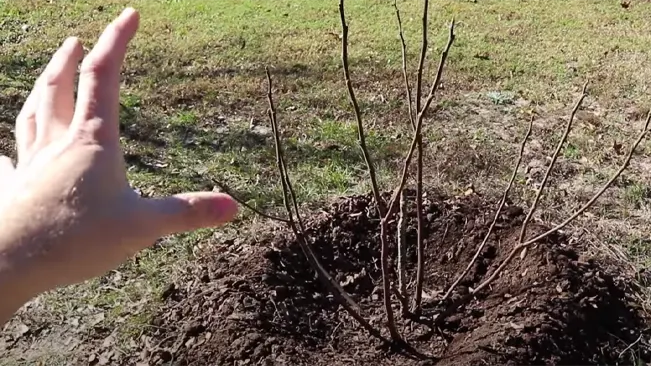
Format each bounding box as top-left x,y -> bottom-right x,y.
0,8 -> 238,324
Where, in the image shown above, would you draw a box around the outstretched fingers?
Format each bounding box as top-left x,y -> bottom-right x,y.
71,8 -> 139,145
15,76 -> 42,162
35,37 -> 84,146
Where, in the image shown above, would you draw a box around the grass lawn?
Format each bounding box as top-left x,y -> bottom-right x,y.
1,0 -> 651,364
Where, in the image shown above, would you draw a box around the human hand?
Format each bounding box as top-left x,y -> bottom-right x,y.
0,8 -> 238,310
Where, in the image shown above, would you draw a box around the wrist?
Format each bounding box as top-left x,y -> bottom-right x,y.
0,213 -> 48,324
0,244 -> 39,323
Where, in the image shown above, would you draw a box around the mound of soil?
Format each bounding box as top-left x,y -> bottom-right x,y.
134,192 -> 650,365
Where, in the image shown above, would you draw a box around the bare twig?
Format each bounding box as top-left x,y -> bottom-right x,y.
393,0 -> 415,128
340,0 -> 401,341
378,218 -> 401,340
397,190 -> 409,313
265,69 -> 308,233
441,114 -> 534,301
415,0 -> 430,116
392,284 -> 407,305
413,145 -> 426,315
393,0 -> 413,314
211,179 -> 290,223
385,17 -> 454,339
265,68 -> 385,342
385,19 -> 455,221
412,0 -> 431,316
472,111 -> 651,295
618,333 -> 644,359
339,0 -> 385,217
518,82 -> 588,247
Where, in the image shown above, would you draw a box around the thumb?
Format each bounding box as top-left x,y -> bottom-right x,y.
139,192 -> 239,238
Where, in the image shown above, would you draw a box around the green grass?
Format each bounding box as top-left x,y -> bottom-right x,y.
623,181 -> 650,209
3,1 -> 651,102
563,143 -> 581,160
2,0 -> 651,364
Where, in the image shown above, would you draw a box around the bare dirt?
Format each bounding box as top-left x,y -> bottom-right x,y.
131,191 -> 650,366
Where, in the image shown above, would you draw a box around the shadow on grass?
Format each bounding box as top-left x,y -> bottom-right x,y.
2,53 -> 408,210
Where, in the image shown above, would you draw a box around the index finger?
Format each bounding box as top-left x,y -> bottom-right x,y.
71,8 -> 139,144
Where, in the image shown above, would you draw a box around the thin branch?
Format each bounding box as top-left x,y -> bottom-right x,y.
412,0 -> 430,316
471,111 -> 651,295
393,0 -> 413,315
268,110 -> 307,236
265,69 -> 304,232
413,144 -> 426,315
273,121 -> 307,232
385,19 -> 456,221
397,189 -> 409,313
618,333 -> 644,359
416,0 -> 429,116
379,218 -> 401,341
211,179 -> 290,223
393,0 -> 415,128
266,68 -> 340,301
339,0 -> 385,217
340,0 -> 400,341
518,82 -> 588,245
441,114 -> 534,301
265,68 -> 385,342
